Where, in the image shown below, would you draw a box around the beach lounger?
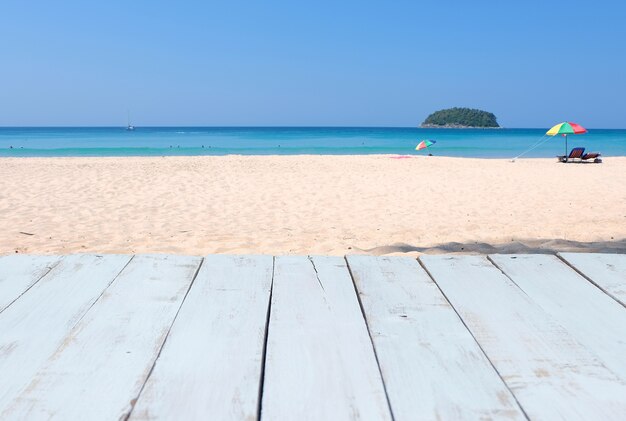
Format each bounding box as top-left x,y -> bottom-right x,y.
582,152 -> 602,163
557,147 -> 585,163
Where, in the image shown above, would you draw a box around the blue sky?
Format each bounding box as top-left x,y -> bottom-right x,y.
1,0 -> 624,127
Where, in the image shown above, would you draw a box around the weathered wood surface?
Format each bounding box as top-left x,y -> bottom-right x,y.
0,254 -> 131,413
559,252 -> 626,307
490,254 -> 626,382
2,255 -> 201,421
346,255 -> 524,420
1,252 -> 626,420
130,255 -> 273,421
261,256 -> 391,421
420,255 -> 626,421
0,254 -> 60,313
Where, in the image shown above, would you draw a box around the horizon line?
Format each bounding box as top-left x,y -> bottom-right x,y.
1,125 -> 624,130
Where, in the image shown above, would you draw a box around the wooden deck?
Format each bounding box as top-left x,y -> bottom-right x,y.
1,253 -> 625,420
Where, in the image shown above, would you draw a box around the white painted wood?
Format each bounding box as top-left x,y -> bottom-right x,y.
0,254 -> 61,312
420,255 -> 626,421
2,254 -> 201,421
346,255 -> 525,420
0,254 -> 131,412
559,253 -> 626,307
490,254 -> 626,382
261,256 -> 392,421
130,255 -> 273,421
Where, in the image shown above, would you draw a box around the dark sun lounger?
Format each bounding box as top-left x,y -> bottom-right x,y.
557,147 -> 585,162
582,152 -> 602,163
557,148 -> 602,163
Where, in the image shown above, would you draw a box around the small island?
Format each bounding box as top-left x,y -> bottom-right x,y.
421,107 -> 500,128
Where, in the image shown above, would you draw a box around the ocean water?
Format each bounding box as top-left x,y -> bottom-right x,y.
0,127 -> 625,158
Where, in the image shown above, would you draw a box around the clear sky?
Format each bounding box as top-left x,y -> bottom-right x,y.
1,0 -> 625,128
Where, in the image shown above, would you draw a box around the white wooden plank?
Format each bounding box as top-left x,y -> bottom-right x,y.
0,254 -> 61,312
261,256 -> 392,421
490,254 -> 626,382
420,255 -> 626,421
559,253 -> 626,307
0,254 -> 131,412
2,254 -> 202,421
130,255 -> 273,421
346,255 -> 525,420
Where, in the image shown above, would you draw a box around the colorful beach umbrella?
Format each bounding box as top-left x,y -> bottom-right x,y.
416,139 -> 436,151
546,122 -> 587,157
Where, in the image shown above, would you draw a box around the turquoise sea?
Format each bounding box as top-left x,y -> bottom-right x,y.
1,127 -> 625,158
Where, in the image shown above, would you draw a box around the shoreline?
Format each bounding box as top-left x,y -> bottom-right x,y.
2,154 -> 626,160
1,155 -> 625,256
419,125 -> 502,129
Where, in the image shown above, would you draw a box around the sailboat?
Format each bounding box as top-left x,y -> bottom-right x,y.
126,111 -> 135,131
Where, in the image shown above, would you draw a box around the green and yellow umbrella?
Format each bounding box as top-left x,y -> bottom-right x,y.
546,122 -> 587,156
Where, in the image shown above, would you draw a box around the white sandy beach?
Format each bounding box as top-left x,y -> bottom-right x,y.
0,155 -> 624,256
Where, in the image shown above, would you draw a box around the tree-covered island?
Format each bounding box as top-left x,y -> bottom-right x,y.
421,107 -> 500,128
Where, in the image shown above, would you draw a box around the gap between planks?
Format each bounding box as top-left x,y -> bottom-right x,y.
344,256 -> 398,421
415,257 -> 530,420
556,253 -> 626,310
123,256 -> 206,420
255,256 -> 276,421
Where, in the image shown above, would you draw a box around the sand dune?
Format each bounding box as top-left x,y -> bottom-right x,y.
1,155 -> 625,256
